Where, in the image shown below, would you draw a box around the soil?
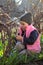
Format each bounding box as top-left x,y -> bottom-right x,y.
19,60 -> 43,65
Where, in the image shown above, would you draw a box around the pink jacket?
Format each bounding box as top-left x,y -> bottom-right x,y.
18,24 -> 41,53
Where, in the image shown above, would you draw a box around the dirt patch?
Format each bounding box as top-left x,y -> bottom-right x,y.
19,60 -> 43,65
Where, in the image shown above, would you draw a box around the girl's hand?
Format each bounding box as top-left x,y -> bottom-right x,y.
16,35 -> 23,41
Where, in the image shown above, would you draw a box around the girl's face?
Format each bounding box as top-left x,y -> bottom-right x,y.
20,21 -> 28,31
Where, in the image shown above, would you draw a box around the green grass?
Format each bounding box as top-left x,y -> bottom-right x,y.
0,33 -> 43,65
0,39 -> 8,58
0,32 -> 9,57
40,34 -> 43,43
0,40 -> 3,57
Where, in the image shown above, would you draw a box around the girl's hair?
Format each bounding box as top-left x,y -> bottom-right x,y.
20,12 -> 32,25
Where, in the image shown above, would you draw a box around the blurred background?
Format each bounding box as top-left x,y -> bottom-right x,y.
0,0 -> 43,17
0,0 -> 43,33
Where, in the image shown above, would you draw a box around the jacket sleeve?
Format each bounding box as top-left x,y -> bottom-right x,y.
23,30 -> 39,45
